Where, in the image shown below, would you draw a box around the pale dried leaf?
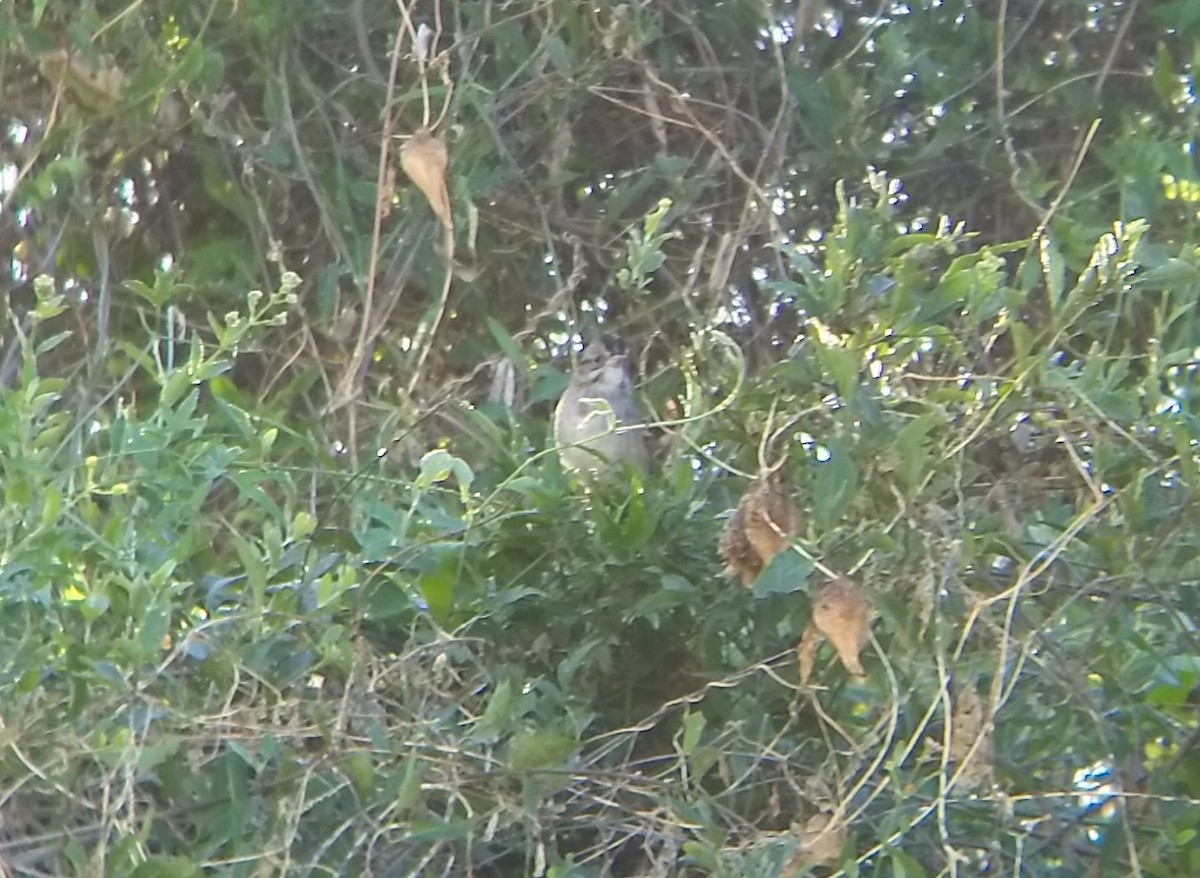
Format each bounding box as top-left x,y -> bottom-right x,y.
546,125 -> 574,182
415,23 -> 435,61
915,566 -> 935,637
785,811 -> 845,874
718,505 -> 758,586
488,358 -> 516,407
742,476 -> 799,568
797,623 -> 820,686
37,49 -> 124,110
718,475 -> 799,587
400,129 -> 453,230
811,578 -> 868,676
378,162 -> 396,219
328,305 -> 359,342
950,686 -> 993,789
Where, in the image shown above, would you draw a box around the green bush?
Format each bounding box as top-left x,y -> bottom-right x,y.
4,0 -> 1200,875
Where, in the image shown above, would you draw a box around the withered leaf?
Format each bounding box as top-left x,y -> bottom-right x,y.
950,686 -> 993,790
797,623 -> 820,686
37,49 -> 124,111
784,810 -> 846,874
719,474 -> 799,586
718,503 -> 756,585
400,128 -> 452,230
810,577 -> 869,676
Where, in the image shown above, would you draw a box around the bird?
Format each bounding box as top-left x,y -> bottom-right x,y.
553,334 -> 649,481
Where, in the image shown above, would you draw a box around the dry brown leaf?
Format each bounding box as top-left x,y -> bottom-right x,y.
811,577 -> 868,676
743,476 -> 798,567
37,49 -> 124,111
950,686 -> 993,790
784,810 -> 845,875
719,475 -> 799,586
718,503 -> 757,585
796,623 -> 820,686
400,128 -> 452,230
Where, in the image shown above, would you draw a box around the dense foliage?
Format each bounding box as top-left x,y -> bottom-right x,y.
3,0 -> 1200,876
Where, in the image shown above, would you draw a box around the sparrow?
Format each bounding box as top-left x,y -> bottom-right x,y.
553,334 -> 650,481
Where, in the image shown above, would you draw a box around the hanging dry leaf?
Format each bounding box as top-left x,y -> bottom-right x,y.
949,686 -> 993,790
718,503 -> 756,585
796,622 -> 820,686
784,810 -> 846,875
810,577 -> 869,676
719,475 -> 799,586
400,128 -> 453,231
743,476 -> 798,567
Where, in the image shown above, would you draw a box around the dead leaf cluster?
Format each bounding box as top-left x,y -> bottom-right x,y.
719,474 -> 799,586
798,577 -> 869,683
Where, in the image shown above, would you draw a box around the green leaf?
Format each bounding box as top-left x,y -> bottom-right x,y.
137,735 -> 182,773
343,752 -> 376,800
813,442 -> 859,529
690,745 -> 721,785
816,343 -> 859,404
363,577 -> 416,624
507,729 -> 578,771
486,317 -> 528,374
395,756 -> 424,811
417,558 -> 456,625
472,679 -> 514,740
292,511 -> 317,540
227,529 -> 267,613
894,413 -> 940,492
1134,257 -> 1200,291
679,710 -> 705,755
35,330 -> 73,356
682,840 -> 720,871
130,857 -> 204,878
211,750 -> 251,844
134,601 -> 171,663
177,42 -> 206,84
40,486 -> 62,528
1152,42 -> 1177,105
403,819 -> 475,842
80,589 -> 109,622
159,368 -> 195,410
30,280 -> 66,321
417,449 -> 475,499
1039,233 -> 1066,313
32,411 -> 71,449
1154,0 -> 1200,29
888,847 -> 928,877
752,549 -> 813,598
